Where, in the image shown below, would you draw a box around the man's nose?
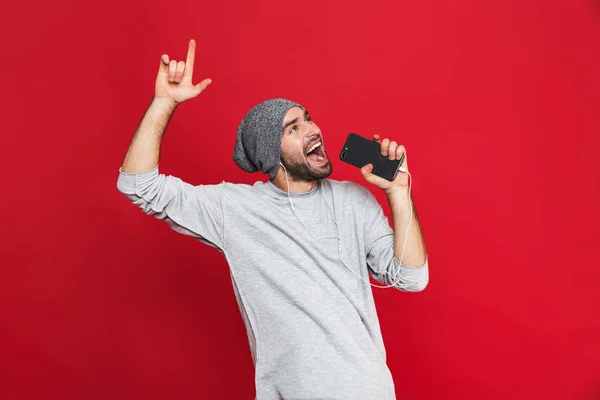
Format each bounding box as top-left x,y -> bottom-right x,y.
305,124 -> 320,138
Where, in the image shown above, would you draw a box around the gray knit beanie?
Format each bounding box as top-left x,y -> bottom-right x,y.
233,98 -> 305,180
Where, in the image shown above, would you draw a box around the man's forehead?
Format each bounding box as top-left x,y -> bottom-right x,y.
283,106 -> 307,124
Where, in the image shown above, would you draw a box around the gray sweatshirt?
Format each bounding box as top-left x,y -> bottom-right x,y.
116,165 -> 429,400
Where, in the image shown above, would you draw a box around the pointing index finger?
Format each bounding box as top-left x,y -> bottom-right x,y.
184,39 -> 196,77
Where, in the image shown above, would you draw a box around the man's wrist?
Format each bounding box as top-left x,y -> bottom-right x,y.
385,186 -> 409,199
386,187 -> 412,209
152,95 -> 179,111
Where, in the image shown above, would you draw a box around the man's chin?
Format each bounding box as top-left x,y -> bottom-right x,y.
308,161 -> 332,180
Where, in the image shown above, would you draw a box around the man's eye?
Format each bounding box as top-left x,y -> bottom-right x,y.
290,126 -> 297,133
306,116 -> 312,122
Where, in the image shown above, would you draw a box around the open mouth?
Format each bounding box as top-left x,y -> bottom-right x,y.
305,141 -> 328,165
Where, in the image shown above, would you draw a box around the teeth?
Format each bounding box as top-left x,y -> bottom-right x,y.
307,142 -> 322,154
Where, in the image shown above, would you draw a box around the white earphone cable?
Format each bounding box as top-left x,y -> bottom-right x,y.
279,162 -> 419,290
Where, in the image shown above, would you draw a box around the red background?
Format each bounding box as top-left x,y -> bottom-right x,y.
2,0 -> 599,399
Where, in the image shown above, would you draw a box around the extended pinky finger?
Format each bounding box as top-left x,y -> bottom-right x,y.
159,54 -> 170,73
396,145 -> 406,158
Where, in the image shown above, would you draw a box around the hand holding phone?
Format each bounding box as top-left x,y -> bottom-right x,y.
339,133 -> 406,181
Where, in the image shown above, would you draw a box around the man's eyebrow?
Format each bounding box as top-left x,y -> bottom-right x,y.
282,110 -> 310,132
282,117 -> 298,132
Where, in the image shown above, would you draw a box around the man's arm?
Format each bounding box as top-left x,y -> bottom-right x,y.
116,39 -> 224,249
121,97 -> 177,173
360,135 -> 428,291
387,188 -> 427,267
362,185 -> 428,292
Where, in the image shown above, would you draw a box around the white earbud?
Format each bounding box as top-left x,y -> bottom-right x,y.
399,166 -> 407,173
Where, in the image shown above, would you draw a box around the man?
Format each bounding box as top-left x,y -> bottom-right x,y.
117,39 -> 428,400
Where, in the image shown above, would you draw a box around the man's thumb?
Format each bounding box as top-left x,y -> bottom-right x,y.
361,164 -> 387,186
194,78 -> 212,94
361,164 -> 377,182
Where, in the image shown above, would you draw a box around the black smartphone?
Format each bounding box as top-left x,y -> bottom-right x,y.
339,133 -> 406,181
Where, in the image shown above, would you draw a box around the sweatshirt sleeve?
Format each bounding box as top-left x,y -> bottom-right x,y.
363,188 -> 429,292
116,165 -> 224,250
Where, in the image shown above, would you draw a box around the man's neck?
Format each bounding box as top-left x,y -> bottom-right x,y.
271,172 -> 318,193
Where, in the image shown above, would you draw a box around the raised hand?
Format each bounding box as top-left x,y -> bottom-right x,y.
154,39 -> 212,105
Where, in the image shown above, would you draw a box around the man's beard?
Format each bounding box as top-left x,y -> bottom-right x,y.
280,152 -> 333,182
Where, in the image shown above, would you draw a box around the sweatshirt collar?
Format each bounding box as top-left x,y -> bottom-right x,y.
259,179 -> 322,199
